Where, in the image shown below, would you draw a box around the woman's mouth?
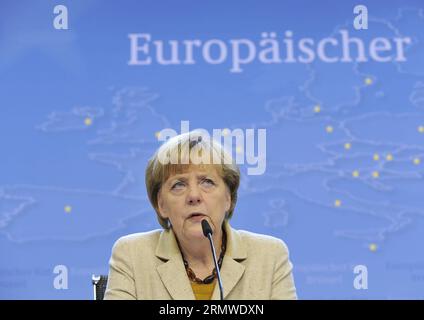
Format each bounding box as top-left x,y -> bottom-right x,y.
188,213 -> 207,222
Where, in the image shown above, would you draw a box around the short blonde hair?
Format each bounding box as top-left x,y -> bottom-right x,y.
145,131 -> 240,229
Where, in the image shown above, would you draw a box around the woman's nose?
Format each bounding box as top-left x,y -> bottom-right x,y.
187,185 -> 202,205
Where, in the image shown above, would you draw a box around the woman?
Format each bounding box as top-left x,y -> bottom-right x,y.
104,131 -> 297,300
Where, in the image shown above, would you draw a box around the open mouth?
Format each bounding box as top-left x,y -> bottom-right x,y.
188,212 -> 206,219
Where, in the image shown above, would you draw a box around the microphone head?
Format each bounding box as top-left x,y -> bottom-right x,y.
201,219 -> 213,237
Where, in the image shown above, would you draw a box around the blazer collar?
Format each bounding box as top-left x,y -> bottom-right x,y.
155,220 -> 247,300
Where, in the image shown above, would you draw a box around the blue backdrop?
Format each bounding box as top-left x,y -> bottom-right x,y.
1,0 -> 424,299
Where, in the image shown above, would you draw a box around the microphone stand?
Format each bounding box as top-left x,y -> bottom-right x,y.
201,220 -> 224,300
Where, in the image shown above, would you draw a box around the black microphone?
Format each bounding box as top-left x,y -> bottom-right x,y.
201,219 -> 224,300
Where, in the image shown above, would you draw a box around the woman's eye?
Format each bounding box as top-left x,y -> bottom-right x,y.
201,179 -> 215,186
171,181 -> 185,190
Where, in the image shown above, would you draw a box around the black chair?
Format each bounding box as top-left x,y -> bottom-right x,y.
92,275 -> 108,300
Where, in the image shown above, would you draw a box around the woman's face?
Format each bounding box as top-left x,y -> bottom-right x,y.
157,165 -> 231,241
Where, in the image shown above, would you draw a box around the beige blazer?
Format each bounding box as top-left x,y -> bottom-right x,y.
104,221 -> 297,300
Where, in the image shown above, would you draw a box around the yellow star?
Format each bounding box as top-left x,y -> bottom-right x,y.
155,131 -> 161,139
344,142 -> 351,150
418,126 -> 424,133
84,118 -> 92,126
373,153 -> 380,161
64,205 -> 72,213
334,199 -> 342,207
369,243 -> 378,252
326,126 -> 334,133
365,78 -> 373,85
314,105 -> 321,113
386,154 -> 393,161
352,170 -> 360,178
413,158 -> 421,165
222,128 -> 230,136
372,171 -> 380,178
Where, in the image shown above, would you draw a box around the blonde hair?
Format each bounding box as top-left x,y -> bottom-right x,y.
145,131 -> 240,229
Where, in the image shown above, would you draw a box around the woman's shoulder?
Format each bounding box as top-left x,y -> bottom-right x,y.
112,229 -> 163,250
234,228 -> 290,254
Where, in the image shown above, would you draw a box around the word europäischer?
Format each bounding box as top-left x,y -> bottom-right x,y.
128,30 -> 411,73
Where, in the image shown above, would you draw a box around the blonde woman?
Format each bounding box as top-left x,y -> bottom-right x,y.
105,131 -> 297,300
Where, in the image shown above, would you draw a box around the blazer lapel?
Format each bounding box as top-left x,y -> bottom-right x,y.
155,229 -> 195,300
211,221 -> 247,300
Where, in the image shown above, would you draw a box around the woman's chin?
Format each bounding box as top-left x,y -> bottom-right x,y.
184,224 -> 207,239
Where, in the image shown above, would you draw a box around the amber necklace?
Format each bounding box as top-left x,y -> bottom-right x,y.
180,229 -> 227,284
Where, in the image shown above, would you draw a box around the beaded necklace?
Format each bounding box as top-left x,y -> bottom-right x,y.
180,229 -> 227,284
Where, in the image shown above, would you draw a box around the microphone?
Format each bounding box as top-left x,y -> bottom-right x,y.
201,219 -> 224,300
